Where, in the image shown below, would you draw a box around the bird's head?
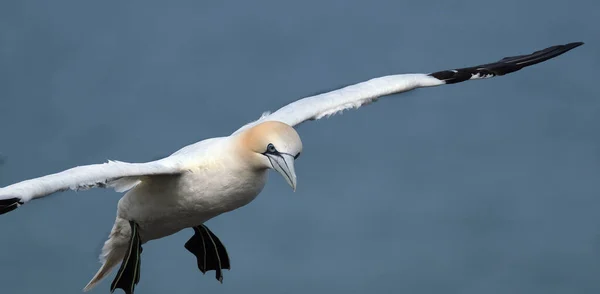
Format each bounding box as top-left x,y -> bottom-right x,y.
238,121 -> 303,191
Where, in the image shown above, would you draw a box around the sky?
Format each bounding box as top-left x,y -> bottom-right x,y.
0,0 -> 599,293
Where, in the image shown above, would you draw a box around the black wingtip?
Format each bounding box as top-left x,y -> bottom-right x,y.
499,41 -> 584,68
0,198 -> 23,215
566,41 -> 584,49
429,41 -> 584,84
560,41 -> 584,56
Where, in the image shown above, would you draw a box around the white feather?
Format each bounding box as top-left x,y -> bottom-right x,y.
233,73 -> 443,133
0,158 -> 186,203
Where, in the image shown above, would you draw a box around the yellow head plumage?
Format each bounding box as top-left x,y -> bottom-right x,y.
235,121 -> 302,190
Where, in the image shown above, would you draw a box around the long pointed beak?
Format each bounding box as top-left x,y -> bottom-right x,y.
267,153 -> 297,191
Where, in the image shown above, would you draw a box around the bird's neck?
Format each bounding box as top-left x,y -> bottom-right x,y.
226,134 -> 269,172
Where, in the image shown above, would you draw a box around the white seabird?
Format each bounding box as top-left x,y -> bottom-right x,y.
0,42 -> 583,294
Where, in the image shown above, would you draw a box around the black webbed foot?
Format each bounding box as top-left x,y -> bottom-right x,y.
110,220 -> 142,294
184,224 -> 230,283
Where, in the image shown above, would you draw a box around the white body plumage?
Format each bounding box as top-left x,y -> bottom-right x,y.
118,137 -> 268,243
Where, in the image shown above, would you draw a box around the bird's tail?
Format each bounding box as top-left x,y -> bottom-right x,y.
83,217 -> 131,292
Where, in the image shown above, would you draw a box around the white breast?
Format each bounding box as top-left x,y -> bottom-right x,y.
115,138 -> 269,241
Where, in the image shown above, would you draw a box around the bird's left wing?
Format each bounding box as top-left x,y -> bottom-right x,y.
233,42 -> 583,132
0,157 -> 187,214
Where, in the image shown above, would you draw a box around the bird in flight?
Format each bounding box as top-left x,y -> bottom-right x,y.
0,42 -> 583,294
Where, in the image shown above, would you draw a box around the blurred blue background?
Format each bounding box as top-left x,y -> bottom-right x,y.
1,0 -> 598,293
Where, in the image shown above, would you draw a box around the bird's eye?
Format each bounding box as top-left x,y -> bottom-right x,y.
267,143 -> 277,153
294,152 -> 301,159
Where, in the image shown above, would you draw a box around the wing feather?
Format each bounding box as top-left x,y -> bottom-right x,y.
234,42 -> 583,132
0,157 -> 185,205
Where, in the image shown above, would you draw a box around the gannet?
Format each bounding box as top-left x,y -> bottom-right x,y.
0,42 -> 583,294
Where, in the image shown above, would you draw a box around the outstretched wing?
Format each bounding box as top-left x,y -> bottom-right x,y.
0,157 -> 187,214
234,42 -> 583,132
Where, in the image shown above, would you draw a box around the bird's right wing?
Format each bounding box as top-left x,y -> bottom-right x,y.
0,157 -> 188,215
233,42 -> 583,132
